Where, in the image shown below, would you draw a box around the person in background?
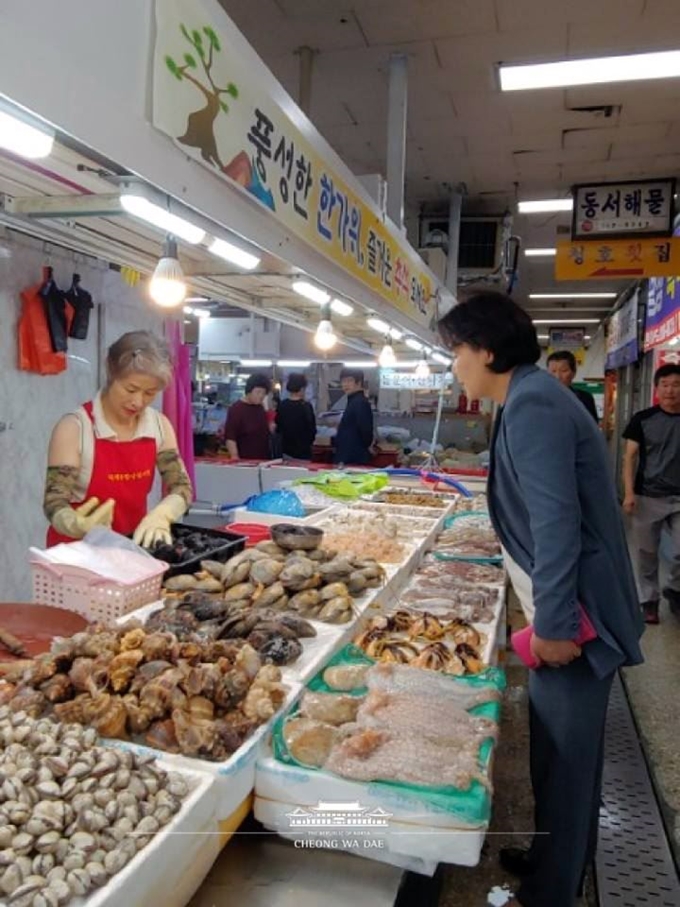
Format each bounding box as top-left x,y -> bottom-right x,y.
439,289 -> 643,907
546,350 -> 599,422
275,373 -> 316,460
44,331 -> 192,548
333,368 -> 374,466
224,373 -> 271,460
622,363 -> 680,624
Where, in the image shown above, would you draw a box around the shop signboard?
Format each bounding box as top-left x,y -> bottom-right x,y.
152,0 -> 435,329
571,178 -> 675,240
605,292 -> 639,370
547,327 -> 586,365
644,276 -> 680,351
379,370 -> 451,390
555,237 -> 680,281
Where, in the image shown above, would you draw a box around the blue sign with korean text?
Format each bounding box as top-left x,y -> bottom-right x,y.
605,292 -> 639,369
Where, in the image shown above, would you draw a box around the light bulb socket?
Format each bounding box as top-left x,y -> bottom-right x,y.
162,235 -> 180,260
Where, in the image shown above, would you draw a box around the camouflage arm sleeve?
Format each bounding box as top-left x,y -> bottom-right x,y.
156,450 -> 193,507
43,466 -> 79,522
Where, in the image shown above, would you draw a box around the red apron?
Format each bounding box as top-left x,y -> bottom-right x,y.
46,402 -> 157,546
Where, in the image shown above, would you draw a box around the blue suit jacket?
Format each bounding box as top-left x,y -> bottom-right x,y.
488,365 -> 644,677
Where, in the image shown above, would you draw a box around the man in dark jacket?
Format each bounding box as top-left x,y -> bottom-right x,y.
547,350 -> 599,422
333,369 -> 374,465
439,290 -> 643,907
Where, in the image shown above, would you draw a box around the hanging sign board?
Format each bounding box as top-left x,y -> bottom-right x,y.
547,328 -> 586,365
152,0 -> 435,329
644,276 -> 680,351
379,370 -> 451,390
571,178 -> 675,240
555,237 -> 680,280
605,292 -> 639,370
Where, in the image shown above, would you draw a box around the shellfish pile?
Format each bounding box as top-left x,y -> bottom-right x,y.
162,542 -> 385,626
354,610 -> 486,675
0,625 -> 287,761
0,709 -> 189,906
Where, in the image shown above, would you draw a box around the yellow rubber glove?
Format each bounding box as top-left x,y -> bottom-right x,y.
51,497 -> 116,540
133,493 -> 187,549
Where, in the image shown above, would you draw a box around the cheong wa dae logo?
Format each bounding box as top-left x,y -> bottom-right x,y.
285,800 -> 392,829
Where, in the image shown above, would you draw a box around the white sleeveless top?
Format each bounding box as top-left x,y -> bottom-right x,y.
67,393 -> 165,502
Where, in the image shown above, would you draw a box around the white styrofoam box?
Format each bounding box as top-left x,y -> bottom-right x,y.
254,756 -> 487,868
254,797 -> 439,877
224,507 -> 307,526
260,464 -> 322,491
82,763 -> 218,907
194,462 -> 262,508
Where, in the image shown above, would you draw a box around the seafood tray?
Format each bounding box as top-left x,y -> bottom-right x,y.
363,488 -> 453,509
307,505 -> 436,539
151,524 -> 246,579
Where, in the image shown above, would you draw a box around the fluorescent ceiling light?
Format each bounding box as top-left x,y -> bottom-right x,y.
533,319 -> 600,324
342,361 -> 378,368
529,292 -> 616,299
500,49 -> 680,92
525,248 -> 557,257
388,327 -> 403,340
518,199 -> 573,214
209,237 -> 260,271
367,317 -> 390,334
538,333 -> 591,340
278,360 -> 311,367
331,299 -> 353,316
120,194 -> 205,245
432,352 -> 451,366
0,108 -> 54,159
185,296 -> 209,303
405,338 -> 424,351
241,359 -> 272,366
292,280 -> 331,305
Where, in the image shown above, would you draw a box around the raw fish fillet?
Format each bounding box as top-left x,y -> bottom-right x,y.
357,690 -> 497,743
366,662 -> 500,708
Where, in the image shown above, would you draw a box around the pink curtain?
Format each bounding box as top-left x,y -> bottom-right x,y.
163,322 -> 196,499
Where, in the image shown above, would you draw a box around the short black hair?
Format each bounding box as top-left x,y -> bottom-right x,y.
547,350 -> 577,373
438,288 -> 540,374
654,363 -> 680,385
286,372 -> 308,393
245,373 -> 271,394
340,368 -> 364,385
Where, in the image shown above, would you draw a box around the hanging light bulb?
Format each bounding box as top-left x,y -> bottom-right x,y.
149,236 -> 187,308
314,303 -> 337,351
379,339 -> 396,367
415,356 -> 431,379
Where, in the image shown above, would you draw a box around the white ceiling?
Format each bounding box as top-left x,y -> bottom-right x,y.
220,0 -> 680,314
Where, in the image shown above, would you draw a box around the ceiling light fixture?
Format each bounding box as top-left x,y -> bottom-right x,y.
378,341 -> 397,368
367,316 -> 390,334
415,357 -> 431,379
314,303 -> 337,351
149,236 -> 187,308
499,49 -> 680,92
532,319 -> 601,325
518,199 -> 573,214
529,292 -> 616,299
208,237 -> 260,271
292,280 -> 331,305
431,352 -> 451,366
405,337 -> 424,351
0,106 -> 54,159
241,359 -> 273,367
331,299 -> 353,316
342,361 -> 378,368
388,327 -> 404,340
278,360 -> 311,367
120,194 -> 205,244
525,248 -> 557,257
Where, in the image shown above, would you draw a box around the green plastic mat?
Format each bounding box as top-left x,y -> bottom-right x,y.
271,644 -> 507,826
292,471 -> 389,500
436,510 -> 503,565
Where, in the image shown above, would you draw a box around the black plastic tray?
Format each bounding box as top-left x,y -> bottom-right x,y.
153,523 -> 246,579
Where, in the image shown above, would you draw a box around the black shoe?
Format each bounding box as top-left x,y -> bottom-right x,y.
499,847 -> 534,877
642,601 -> 660,624
662,588 -> 680,617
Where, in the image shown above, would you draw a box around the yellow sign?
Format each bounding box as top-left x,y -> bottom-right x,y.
152,0 -> 435,328
556,238 -> 680,281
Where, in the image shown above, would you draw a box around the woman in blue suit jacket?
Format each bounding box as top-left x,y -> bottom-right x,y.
439,290 -> 643,907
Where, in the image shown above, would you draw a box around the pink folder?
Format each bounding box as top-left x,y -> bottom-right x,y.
511,606 -> 597,669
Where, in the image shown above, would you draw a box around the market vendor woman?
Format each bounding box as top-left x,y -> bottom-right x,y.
44,331 -> 193,547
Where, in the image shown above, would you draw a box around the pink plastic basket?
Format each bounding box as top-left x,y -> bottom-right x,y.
30,558 -> 167,623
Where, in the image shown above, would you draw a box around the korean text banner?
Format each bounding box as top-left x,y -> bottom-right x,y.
152,0 -> 435,328
644,227 -> 680,352
605,292 -> 639,370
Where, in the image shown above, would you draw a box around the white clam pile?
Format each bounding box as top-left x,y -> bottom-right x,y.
0,707 -> 190,907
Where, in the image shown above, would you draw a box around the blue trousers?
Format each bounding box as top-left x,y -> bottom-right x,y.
517,657 -> 614,907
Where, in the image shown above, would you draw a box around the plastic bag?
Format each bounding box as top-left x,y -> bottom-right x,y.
292,470 -> 389,500
245,489 -> 305,517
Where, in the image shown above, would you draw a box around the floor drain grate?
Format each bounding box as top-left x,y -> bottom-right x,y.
596,674 -> 680,906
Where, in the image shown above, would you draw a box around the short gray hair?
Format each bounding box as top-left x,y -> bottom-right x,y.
106,331 -> 173,388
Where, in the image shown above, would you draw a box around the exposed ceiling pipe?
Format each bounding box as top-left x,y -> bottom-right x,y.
297,46 -> 315,116
386,53 -> 408,229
